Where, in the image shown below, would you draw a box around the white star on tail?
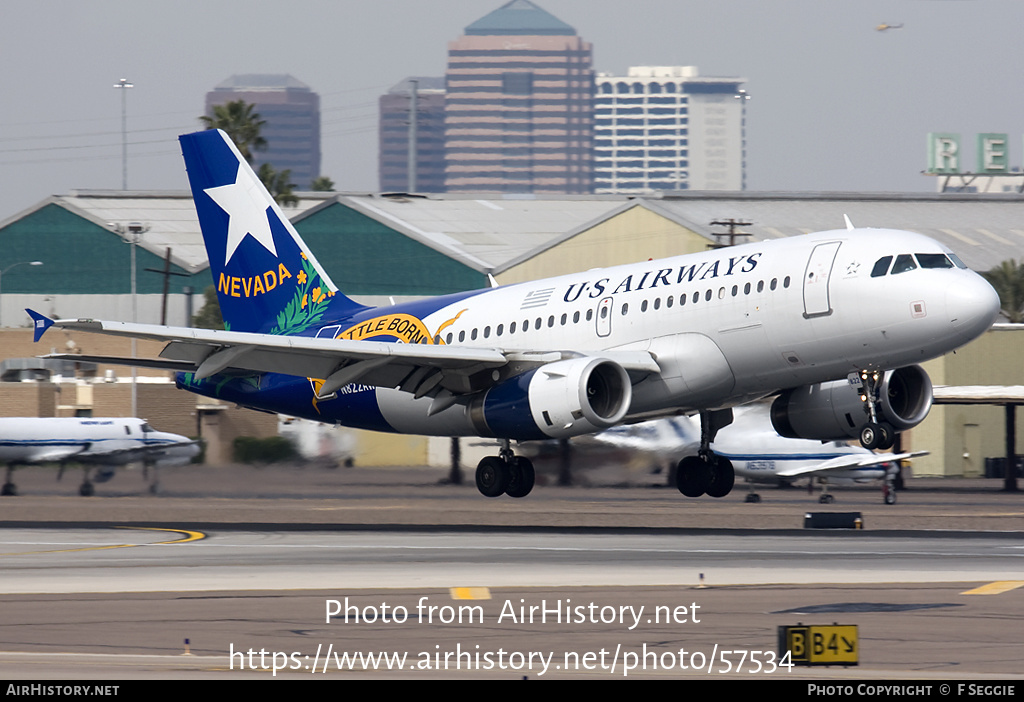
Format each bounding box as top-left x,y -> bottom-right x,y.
204,163 -> 278,265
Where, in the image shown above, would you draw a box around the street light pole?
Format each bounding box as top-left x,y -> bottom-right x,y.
0,261 -> 43,328
113,78 -> 134,190
112,222 -> 147,417
126,222 -> 147,418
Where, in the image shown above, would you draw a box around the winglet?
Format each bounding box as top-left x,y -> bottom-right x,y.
843,214 -> 855,230
26,309 -> 54,342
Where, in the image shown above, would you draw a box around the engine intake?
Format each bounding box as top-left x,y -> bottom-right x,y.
473,357 -> 632,440
771,365 -> 932,441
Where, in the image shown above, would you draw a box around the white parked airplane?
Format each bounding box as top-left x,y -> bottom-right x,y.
28,129 -> 1001,501
574,409 -> 926,503
707,408 -> 926,504
0,417 -> 199,496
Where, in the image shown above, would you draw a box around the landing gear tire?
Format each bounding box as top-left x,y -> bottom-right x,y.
79,482 -> 95,497
476,456 -> 509,498
883,487 -> 897,505
677,456 -> 712,497
859,422 -> 883,450
505,457 -> 535,498
744,492 -> 761,503
1,482 -> 16,496
876,422 -> 896,450
705,457 -> 735,498
818,493 -> 835,504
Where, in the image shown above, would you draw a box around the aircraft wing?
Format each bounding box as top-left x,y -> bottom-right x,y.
775,450 -> 928,478
19,447 -> 87,464
74,440 -> 200,464
31,312 -> 660,398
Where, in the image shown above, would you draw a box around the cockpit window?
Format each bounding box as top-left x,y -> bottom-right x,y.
141,423 -> 153,433
870,256 -> 892,277
947,253 -> 968,269
890,254 -> 917,275
915,253 -> 953,269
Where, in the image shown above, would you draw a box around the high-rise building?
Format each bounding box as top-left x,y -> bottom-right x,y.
379,77 -> 447,192
205,74 -> 321,189
594,66 -> 746,193
444,0 -> 594,193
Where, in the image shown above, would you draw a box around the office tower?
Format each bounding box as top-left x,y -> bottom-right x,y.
444,0 -> 594,193
205,74 -> 321,189
594,66 -> 746,192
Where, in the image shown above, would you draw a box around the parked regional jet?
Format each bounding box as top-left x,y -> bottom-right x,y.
0,417 -> 199,496
28,129 -> 1001,501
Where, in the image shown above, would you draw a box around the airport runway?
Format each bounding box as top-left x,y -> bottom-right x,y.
0,463 -> 1021,679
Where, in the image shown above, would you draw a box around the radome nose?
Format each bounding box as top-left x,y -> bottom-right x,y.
947,274 -> 1001,333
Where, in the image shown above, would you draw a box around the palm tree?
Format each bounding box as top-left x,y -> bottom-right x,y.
192,285 -> 224,330
311,175 -> 335,192
257,163 -> 298,207
199,100 -> 267,162
981,259 -> 1024,323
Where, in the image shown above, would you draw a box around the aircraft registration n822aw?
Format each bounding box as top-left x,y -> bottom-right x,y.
28,129 -> 1001,500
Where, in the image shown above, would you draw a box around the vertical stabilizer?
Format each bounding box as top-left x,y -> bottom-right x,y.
180,129 -> 366,334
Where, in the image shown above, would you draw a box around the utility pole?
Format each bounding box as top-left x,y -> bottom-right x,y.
144,248 -> 189,325
709,218 -> 753,249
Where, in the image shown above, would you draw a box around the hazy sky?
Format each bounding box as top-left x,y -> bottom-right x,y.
1,0 -> 1021,221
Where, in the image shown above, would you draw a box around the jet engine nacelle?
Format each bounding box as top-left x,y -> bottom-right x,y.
770,365 -> 933,441
474,357 -> 632,440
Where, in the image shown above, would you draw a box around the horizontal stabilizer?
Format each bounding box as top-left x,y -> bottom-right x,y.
26,309 -> 54,343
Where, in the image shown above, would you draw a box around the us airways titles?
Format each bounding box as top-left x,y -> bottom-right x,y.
218,264 -> 292,299
562,252 -> 762,303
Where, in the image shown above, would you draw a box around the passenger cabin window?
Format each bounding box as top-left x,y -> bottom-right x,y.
891,254 -> 917,275
871,256 -> 892,277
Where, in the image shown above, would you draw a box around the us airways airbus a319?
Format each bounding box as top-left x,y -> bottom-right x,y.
29,130 -> 1000,500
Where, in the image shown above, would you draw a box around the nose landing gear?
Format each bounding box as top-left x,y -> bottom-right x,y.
857,371 -> 896,450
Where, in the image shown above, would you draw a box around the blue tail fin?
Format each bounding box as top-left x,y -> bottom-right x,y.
179,129 -> 366,334
26,308 -> 54,342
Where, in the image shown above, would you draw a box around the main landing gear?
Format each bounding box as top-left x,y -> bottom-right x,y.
476,440 -> 535,499
817,481 -> 836,504
1,465 -> 16,496
882,469 -> 898,505
857,370 -> 895,451
676,409 -> 735,499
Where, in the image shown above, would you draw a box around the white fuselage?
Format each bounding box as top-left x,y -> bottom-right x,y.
0,418 -> 198,467
712,429 -> 891,485
374,228 -> 998,435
